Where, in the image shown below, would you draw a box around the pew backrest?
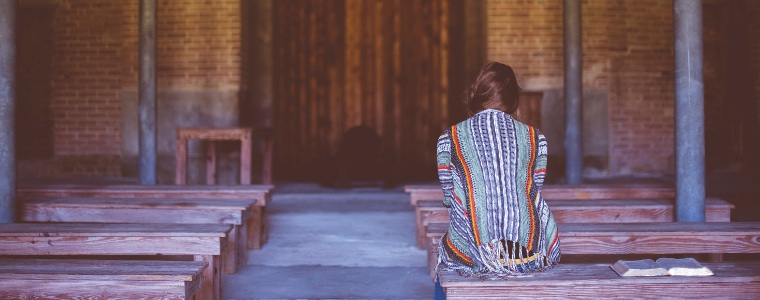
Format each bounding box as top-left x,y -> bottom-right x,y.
406,183 -> 676,206
18,183 -> 274,206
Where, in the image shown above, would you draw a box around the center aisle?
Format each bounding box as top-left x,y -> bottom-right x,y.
222,183 -> 433,299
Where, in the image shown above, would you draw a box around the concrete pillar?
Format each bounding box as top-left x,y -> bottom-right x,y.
248,0 -> 274,128
0,0 -> 17,223
564,0 -> 583,184
674,0 -> 705,222
139,0 -> 157,185
0,0 -> 16,223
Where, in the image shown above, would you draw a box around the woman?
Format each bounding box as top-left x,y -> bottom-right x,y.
434,62 -> 560,295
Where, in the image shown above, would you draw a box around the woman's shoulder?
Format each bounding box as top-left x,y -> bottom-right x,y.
508,115 -> 543,135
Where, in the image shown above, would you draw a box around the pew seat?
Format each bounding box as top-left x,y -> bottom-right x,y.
0,222 -> 231,300
19,196 -> 256,274
17,183 -> 274,249
438,261 -> 760,299
0,258 -> 207,300
427,222 -> 760,278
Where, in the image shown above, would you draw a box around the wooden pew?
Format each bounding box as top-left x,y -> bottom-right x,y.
426,222 -> 760,278
17,183 -> 274,249
0,258 -> 206,300
18,196 -> 256,274
438,261 -> 760,299
405,183 -> 676,206
0,223 -> 231,300
415,198 -> 734,249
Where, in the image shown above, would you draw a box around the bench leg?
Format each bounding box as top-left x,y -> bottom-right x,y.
237,218 -> 249,269
206,141 -> 217,185
176,137 -> 188,185
416,208 -> 425,249
222,225 -> 240,274
248,206 -> 268,249
194,254 -> 221,300
429,233 -> 442,279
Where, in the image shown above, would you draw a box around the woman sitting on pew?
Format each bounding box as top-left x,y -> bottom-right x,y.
434,62 -> 561,296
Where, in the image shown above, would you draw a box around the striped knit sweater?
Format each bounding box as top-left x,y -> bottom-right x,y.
436,109 -> 560,279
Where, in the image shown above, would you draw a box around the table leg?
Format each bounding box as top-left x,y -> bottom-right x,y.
240,135 -> 252,185
176,137 -> 188,185
194,254 -> 221,300
206,141 -> 217,185
261,137 -> 273,185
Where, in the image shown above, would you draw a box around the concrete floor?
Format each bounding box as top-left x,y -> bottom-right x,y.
221,183 -> 433,300
219,173 -> 760,299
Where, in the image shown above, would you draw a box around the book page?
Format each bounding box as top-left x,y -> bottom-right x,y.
611,259 -> 668,277
656,257 -> 714,276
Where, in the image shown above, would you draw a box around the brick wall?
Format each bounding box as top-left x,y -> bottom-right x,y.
25,0 -> 243,177
121,0 -> 242,89
487,0 -> 676,176
51,0 -> 126,156
22,0 -> 758,179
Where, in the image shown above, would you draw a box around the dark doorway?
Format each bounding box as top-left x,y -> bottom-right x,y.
16,6 -> 55,160
704,1 -> 760,175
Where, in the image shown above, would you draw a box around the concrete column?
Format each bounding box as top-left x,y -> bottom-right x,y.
0,0 -> 17,223
674,0 -> 705,222
564,0 -> 583,184
139,0 -> 157,185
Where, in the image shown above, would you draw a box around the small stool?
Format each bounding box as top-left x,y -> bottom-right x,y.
175,128 -> 252,185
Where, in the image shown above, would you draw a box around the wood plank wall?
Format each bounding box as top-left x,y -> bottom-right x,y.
272,0 -> 464,180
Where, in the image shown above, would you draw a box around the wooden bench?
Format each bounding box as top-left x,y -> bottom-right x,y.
17,183 -> 274,249
18,196 -> 256,274
405,183 -> 676,206
415,198 -> 734,248
426,222 -> 760,278
0,258 -> 206,300
0,222 -> 231,300
438,261 -> 760,299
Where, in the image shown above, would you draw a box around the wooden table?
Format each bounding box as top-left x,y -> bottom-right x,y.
176,128 -> 253,185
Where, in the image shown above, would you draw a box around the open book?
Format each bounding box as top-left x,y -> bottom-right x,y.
611,258 -> 714,277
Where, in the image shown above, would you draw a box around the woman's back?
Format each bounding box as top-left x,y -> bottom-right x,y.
436,105 -> 560,279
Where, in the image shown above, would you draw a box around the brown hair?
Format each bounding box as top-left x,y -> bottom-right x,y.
466,62 -> 521,115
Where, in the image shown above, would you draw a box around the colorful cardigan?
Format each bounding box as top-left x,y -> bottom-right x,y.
436,109 -> 560,279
